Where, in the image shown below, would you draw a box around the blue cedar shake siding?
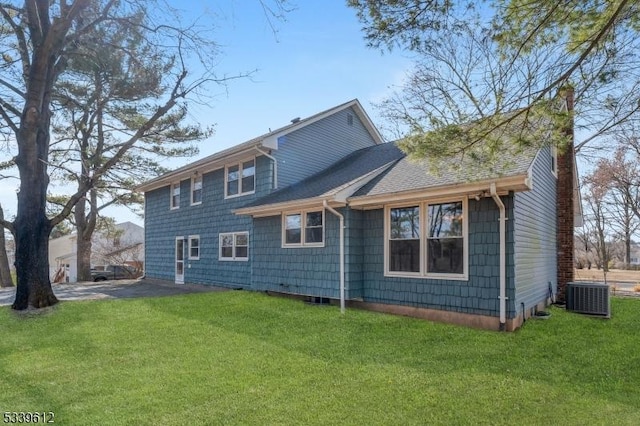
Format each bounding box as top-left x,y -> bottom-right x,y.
251,211 -> 341,298
345,208 -> 364,299
360,197 -> 517,318
144,155 -> 273,287
274,107 -> 379,188
513,147 -> 557,313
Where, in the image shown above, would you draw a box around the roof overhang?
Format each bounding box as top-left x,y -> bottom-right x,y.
235,173 -> 531,217
347,174 -> 532,210
234,196 -> 344,218
136,99 -> 384,194
136,144 -> 263,193
233,161 -> 397,217
261,99 -> 384,148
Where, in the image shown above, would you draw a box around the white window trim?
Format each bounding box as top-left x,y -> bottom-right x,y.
282,209 -> 325,248
551,146 -> 558,178
219,231 -> 249,262
170,182 -> 181,210
188,235 -> 200,260
384,198 -> 468,281
191,175 -> 203,206
224,157 -> 256,199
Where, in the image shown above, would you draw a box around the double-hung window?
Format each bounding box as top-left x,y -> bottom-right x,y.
427,202 -> 464,274
170,182 -> 180,209
219,232 -> 249,261
386,200 -> 467,279
389,206 -> 420,273
225,159 -> 255,198
191,175 -> 203,205
551,146 -> 558,177
283,210 -> 324,247
189,235 -> 200,260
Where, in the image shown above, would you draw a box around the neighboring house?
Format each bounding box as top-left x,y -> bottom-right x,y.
49,221 -> 144,282
139,98 -> 579,331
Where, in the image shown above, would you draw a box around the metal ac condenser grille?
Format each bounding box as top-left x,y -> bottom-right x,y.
566,282 -> 610,318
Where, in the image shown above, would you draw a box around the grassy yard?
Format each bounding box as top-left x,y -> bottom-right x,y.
1,292 -> 639,425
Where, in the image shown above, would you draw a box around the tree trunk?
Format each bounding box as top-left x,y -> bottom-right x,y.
10,0 -> 93,309
13,104 -> 59,309
75,196 -> 95,282
12,28 -> 58,309
625,230 -> 631,268
0,206 -> 13,287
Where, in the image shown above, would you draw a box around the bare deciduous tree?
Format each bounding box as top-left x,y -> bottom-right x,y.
0,0 -> 290,310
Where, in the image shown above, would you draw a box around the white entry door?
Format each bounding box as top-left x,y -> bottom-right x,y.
175,237 -> 185,284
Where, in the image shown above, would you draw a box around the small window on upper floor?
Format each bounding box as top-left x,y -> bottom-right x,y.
225,159 -> 255,198
170,182 -> 180,209
191,175 -> 203,205
347,113 -> 354,126
551,146 -> 558,177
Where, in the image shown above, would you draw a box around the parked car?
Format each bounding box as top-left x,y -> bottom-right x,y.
91,265 -> 140,282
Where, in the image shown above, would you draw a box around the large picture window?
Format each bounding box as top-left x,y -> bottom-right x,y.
386,200 -> 467,279
283,210 -> 324,247
219,232 -> 249,261
225,159 -> 255,198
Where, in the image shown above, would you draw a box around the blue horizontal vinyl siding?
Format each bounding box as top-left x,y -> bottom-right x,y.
144,155 -> 273,287
513,147 -> 557,313
360,198 -> 516,318
274,107 -> 378,188
251,210 -> 342,298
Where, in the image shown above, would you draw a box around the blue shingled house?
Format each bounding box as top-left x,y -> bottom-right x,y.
139,99 -> 577,331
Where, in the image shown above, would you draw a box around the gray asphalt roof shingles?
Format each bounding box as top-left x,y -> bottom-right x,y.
241,140 -> 539,210
353,144 -> 539,198
241,142 -> 405,208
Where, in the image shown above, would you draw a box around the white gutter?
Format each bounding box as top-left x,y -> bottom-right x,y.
137,145 -> 261,193
323,200 -> 345,314
255,147 -> 278,189
490,183 -> 507,330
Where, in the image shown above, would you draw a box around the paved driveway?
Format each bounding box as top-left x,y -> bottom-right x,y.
0,278 -> 228,306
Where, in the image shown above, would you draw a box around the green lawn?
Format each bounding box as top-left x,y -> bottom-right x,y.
1,292 -> 639,425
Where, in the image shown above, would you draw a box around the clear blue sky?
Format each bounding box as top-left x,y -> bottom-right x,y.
190,0 -> 412,151
0,1 -> 412,226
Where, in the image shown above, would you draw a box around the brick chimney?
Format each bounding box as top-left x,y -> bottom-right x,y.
556,86 -> 575,303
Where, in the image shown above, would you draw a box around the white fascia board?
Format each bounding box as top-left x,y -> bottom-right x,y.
262,99 -> 384,148
136,145 -> 263,193
348,174 -> 531,208
352,100 -> 385,145
233,196 -> 342,217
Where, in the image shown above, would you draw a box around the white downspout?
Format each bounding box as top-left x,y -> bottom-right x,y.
490,183 -> 507,330
255,147 -> 278,189
323,200 -> 345,314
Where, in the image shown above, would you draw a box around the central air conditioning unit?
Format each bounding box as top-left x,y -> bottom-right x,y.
566,282 -> 610,318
